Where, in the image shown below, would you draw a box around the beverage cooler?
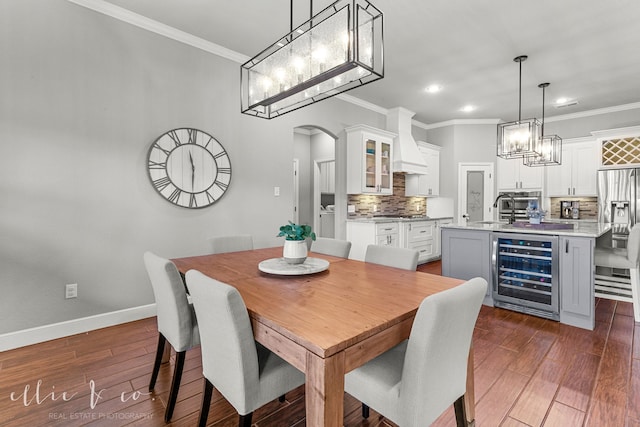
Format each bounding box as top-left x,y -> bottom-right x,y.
492,233 -> 559,320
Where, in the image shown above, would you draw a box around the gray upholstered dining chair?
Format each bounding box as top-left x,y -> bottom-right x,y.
365,244 -> 419,271
209,234 -> 254,254
185,269 -> 306,427
143,251 -> 200,423
345,277 -> 487,427
595,224 -> 640,321
310,237 -> 352,258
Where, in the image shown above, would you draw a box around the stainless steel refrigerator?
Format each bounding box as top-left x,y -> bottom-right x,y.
597,168 -> 639,248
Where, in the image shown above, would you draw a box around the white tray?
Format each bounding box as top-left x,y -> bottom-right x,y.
258,257 -> 329,275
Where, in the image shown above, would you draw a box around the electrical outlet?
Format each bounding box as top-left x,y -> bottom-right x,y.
274,186 -> 280,196
373,204 -> 377,212
65,283 -> 78,299
348,204 -> 356,213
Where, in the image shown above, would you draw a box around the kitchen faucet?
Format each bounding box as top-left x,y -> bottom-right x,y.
493,194 -> 516,224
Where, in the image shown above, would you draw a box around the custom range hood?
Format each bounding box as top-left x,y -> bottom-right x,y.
385,107 -> 428,174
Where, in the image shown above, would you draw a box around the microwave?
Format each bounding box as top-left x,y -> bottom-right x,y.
497,191 -> 542,221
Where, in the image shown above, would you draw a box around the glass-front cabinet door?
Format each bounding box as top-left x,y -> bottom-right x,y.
346,125 -> 395,195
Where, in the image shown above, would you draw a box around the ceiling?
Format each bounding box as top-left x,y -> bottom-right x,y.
101,0 -> 640,124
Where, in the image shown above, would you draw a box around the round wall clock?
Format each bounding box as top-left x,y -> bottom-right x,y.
147,128 -> 232,209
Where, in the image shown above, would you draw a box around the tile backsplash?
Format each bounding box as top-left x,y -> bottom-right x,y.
548,197 -> 598,220
347,173 -> 426,218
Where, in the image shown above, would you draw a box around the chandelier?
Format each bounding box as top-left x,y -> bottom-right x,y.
497,55 -> 542,159
241,0 -> 384,119
524,83 -> 562,166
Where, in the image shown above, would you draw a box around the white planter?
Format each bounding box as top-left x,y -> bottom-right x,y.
283,240 -> 308,264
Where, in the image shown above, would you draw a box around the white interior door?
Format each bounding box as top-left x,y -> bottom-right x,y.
458,163 -> 494,223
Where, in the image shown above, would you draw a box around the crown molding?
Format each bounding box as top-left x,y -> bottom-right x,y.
66,0 -> 249,64
415,118 -> 502,130
591,125 -> 640,140
334,93 -> 388,115
545,102 -> 640,123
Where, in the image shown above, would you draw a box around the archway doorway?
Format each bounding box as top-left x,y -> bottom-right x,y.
293,126 -> 337,237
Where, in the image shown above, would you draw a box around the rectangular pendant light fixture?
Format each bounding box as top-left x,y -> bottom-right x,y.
497,55 -> 542,159
524,82 -> 562,166
497,118 -> 542,159
241,0 -> 384,119
523,134 -> 562,166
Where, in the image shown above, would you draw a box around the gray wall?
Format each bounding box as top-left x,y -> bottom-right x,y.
0,0 -> 382,334
426,124 -> 496,217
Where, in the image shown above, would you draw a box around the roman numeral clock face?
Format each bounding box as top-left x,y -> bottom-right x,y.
147,128 -> 231,208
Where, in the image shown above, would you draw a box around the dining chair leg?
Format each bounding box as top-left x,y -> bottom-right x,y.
198,379 -> 214,427
453,395 -> 468,427
239,412 -> 253,427
362,403 -> 370,418
165,350 -> 186,422
149,333 -> 166,391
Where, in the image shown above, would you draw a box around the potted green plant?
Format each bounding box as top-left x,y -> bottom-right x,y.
277,221 -> 316,264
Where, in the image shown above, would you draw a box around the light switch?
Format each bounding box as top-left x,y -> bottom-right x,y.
274,186 -> 280,196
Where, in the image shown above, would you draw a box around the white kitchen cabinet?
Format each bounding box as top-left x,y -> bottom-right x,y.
346,221 -> 399,261
346,125 -> 395,195
441,227 -> 493,305
559,236 -> 595,330
405,142 -> 440,197
433,218 -> 453,258
401,221 -> 434,264
546,141 -> 598,197
319,212 -> 335,238
497,156 -> 544,190
319,161 -> 335,193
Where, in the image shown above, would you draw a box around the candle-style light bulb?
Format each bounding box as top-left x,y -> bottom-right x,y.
313,46 -> 327,73
292,57 -> 305,84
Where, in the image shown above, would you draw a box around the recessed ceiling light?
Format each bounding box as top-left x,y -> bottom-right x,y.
554,97 -> 579,109
460,105 -> 475,112
424,84 -> 442,93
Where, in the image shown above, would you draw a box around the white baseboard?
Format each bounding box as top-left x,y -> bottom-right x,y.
0,304 -> 157,352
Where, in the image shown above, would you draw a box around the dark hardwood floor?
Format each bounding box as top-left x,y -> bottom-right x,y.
1,260 -> 638,426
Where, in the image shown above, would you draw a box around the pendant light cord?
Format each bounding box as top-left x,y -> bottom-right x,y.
513,55 -> 527,122
541,85 -> 545,135
290,0 -> 314,32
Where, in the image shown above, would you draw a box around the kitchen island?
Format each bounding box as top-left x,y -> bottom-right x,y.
441,221 -> 611,330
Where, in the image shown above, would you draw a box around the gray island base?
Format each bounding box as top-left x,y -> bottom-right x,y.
441,221 -> 612,330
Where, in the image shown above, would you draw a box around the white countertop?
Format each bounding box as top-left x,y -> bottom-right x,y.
442,221 -> 611,238
347,216 -> 453,223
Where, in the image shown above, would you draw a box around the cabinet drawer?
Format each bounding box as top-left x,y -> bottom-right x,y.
376,234 -> 399,246
407,222 -> 434,242
411,241 -> 434,261
376,223 -> 399,235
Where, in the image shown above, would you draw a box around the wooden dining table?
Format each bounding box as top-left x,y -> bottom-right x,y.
172,246 -> 472,426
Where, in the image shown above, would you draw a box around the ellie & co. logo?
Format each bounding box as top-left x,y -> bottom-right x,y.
9,379 -> 154,421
